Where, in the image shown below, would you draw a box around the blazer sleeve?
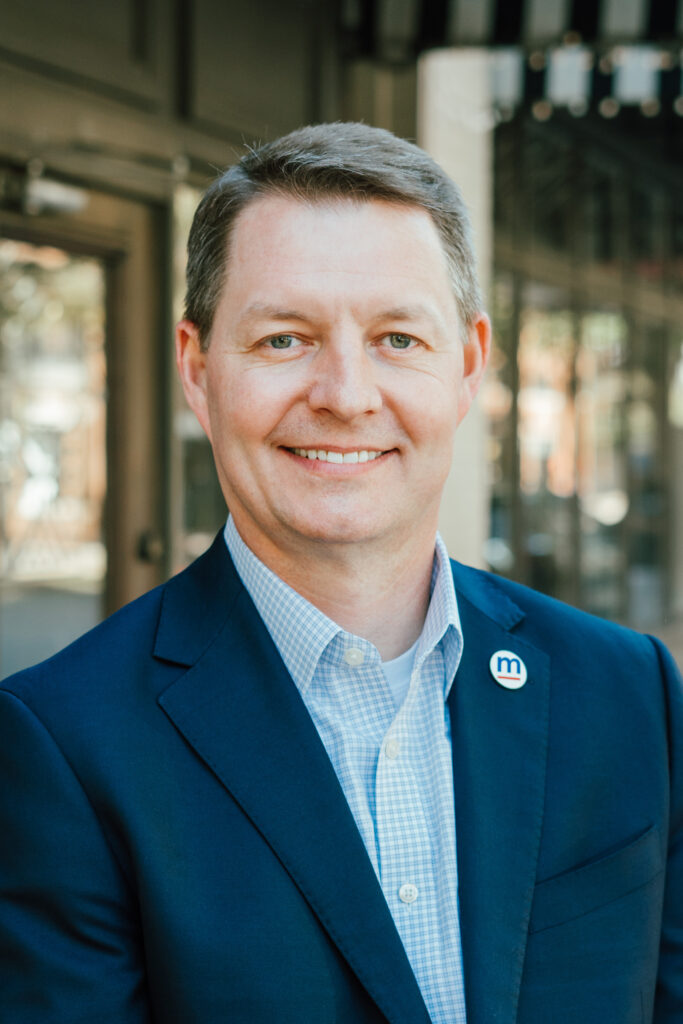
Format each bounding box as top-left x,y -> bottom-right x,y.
652,637 -> 683,1022
0,687 -> 150,1024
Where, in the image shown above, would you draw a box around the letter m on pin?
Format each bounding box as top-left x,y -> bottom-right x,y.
497,655 -> 521,675
490,649 -> 527,689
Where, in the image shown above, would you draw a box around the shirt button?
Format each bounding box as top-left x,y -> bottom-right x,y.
384,738 -> 400,760
398,883 -> 419,904
343,647 -> 365,667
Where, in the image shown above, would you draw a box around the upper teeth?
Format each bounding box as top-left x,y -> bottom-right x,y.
291,448 -> 383,464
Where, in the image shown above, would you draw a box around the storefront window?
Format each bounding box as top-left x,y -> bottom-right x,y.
0,239 -> 106,674
490,115 -> 678,629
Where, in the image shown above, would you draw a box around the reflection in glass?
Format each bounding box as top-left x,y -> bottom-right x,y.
492,116 -> 679,635
516,285 -> 576,605
486,268 -> 671,628
577,311 -> 628,619
0,239 -> 106,675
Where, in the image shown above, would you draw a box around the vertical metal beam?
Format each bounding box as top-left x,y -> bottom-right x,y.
568,0 -> 601,42
493,0 -> 526,44
647,0 -> 679,37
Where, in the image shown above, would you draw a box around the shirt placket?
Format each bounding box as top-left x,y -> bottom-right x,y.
374,664 -> 436,967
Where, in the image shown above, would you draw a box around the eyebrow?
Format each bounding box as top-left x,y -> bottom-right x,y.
369,304 -> 452,338
236,301 -> 447,331
371,304 -> 444,326
235,302 -> 312,327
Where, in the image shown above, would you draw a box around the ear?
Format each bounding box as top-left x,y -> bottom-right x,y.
175,319 -> 213,442
456,312 -> 491,425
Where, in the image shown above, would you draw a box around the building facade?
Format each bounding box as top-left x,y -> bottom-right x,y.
1,0 -> 681,673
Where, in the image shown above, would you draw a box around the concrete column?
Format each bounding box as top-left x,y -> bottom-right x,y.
418,49 -> 493,567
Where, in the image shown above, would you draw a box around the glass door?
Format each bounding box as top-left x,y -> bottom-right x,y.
0,239 -> 107,675
0,180 -> 165,677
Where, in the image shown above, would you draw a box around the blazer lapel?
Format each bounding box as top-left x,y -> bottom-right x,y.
155,536 -> 430,1024
450,563 -> 550,1024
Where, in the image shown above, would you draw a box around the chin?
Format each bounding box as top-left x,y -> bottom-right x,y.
280,507 -> 398,548
292,522 -> 379,546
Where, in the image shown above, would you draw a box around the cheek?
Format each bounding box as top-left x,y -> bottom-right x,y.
399,380 -> 461,447
206,371 -> 303,455
205,375 -> 258,437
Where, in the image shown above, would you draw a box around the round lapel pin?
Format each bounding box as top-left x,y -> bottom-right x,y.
490,650 -> 527,689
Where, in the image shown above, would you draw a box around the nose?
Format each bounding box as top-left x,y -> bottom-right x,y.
307,338 -> 382,420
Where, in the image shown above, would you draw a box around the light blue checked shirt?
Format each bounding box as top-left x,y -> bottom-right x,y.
224,517 -> 467,1024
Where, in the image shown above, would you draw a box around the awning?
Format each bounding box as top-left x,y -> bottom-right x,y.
341,0 -> 682,61
340,0 -> 683,116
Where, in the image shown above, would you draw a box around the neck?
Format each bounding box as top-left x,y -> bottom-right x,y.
232,519 -> 437,661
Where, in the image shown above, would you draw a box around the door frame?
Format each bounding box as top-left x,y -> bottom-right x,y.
0,177 -> 167,614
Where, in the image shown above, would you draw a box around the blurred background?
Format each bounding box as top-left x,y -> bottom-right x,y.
1,0 -> 681,674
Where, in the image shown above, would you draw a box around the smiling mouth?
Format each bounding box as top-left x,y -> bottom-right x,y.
287,447 -> 387,464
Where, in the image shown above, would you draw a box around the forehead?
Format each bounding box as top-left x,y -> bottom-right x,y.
218,194 -> 456,318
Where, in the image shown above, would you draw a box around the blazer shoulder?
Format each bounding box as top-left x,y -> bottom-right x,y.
0,580 -> 167,704
451,559 -> 675,681
0,532 -> 237,719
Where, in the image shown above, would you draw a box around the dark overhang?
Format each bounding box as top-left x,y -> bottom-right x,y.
340,0 -> 683,119
341,0 -> 682,61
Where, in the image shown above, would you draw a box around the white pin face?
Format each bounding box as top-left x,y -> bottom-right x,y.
489,650 -> 527,689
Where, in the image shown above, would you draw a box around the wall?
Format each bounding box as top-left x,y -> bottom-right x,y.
0,0 -> 340,196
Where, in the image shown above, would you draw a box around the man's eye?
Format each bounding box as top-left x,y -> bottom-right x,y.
266,334 -> 298,349
385,333 -> 415,349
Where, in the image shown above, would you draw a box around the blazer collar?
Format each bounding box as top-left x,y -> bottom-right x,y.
449,561 -> 550,1024
155,534 -> 431,1024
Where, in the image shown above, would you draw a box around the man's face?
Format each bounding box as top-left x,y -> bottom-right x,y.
177,195 -> 489,561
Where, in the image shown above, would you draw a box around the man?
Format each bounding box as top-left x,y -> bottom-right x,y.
0,123 -> 681,1024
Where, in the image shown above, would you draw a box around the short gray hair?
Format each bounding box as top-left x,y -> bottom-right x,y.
184,122 -> 482,347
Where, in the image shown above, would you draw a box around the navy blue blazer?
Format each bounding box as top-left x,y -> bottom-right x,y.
1,532 -> 681,1023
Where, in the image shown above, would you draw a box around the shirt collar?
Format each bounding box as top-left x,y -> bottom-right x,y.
420,534 -> 463,697
224,516 -> 463,698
